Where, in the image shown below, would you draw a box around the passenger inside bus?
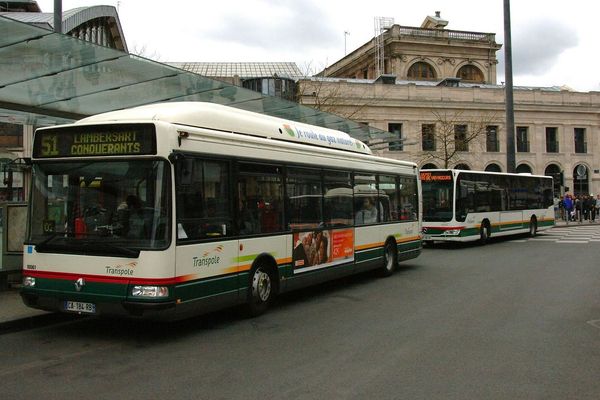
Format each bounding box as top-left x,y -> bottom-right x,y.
355,197 -> 378,224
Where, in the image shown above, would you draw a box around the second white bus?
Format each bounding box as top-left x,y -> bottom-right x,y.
421,169 -> 554,244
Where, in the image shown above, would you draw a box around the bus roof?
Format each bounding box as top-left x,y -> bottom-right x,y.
421,168 -> 552,180
77,102 -> 373,155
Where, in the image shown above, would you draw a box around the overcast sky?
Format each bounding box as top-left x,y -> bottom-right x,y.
37,0 -> 600,92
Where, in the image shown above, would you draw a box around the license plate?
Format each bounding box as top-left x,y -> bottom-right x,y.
64,300 -> 96,314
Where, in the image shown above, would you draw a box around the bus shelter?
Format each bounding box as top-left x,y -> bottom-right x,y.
0,15 -> 392,142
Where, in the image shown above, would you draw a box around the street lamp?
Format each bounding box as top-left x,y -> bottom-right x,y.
504,0 -> 516,173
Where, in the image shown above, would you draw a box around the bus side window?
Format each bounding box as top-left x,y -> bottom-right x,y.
176,159 -> 233,240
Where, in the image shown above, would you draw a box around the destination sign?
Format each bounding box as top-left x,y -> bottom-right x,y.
33,124 -> 156,158
420,171 -> 453,182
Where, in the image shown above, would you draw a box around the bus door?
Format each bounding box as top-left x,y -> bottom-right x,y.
236,164 -> 285,290
174,158 -> 239,300
500,186 -> 524,231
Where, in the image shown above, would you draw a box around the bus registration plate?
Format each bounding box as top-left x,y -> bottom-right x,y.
64,300 -> 96,314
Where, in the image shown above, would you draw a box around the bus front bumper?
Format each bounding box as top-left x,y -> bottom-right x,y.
21,291 -> 177,319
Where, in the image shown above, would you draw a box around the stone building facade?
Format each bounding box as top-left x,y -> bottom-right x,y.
300,13 -> 600,196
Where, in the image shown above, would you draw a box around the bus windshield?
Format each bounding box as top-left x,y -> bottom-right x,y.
421,171 -> 453,222
28,159 -> 171,254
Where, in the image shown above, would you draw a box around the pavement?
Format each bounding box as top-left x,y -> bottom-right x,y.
0,218 -> 595,331
0,284 -> 52,333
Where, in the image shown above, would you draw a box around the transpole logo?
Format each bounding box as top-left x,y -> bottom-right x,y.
194,245 -> 224,268
202,245 -> 224,257
105,261 -> 137,276
283,124 -> 296,137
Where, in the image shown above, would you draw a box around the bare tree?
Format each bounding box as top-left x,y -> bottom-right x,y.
129,44 -> 162,62
296,63 -> 392,121
418,109 -> 500,168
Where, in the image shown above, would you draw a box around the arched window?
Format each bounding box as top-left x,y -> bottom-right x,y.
485,163 -> 502,172
544,164 -> 561,195
516,164 -> 532,174
407,62 -> 436,80
454,163 -> 470,170
421,163 -> 437,170
572,164 -> 589,196
457,65 -> 484,83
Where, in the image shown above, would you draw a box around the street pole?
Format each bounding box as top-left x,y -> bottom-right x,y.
54,0 -> 62,33
344,31 -> 350,56
503,0 -> 516,173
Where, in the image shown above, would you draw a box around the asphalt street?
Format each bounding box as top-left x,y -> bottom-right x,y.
1,230 -> 599,399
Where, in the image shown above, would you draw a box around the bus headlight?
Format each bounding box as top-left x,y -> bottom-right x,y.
443,229 -> 461,236
23,276 -> 36,287
131,285 -> 169,298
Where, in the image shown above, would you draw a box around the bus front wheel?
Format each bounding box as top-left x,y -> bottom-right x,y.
246,263 -> 275,317
380,240 -> 398,277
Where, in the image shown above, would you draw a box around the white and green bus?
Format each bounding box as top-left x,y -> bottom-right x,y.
21,102 -> 421,319
421,169 -> 554,244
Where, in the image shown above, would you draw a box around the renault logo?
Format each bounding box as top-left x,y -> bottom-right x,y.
74,277 -> 85,292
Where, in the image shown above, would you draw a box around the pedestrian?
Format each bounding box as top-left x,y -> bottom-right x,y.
558,195 -> 565,221
582,195 -> 591,221
589,194 -> 597,222
574,195 -> 582,223
563,194 -> 573,223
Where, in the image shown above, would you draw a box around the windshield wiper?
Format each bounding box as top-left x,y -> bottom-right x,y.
35,233 -> 64,251
89,242 -> 140,258
35,235 -> 139,258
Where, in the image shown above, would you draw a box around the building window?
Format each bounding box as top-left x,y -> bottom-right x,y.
572,164 -> 589,195
388,123 -> 403,151
516,164 -> 532,174
421,163 -> 437,170
454,125 -> 468,152
544,164 -> 562,195
242,77 -> 297,101
0,122 -> 23,147
485,163 -> 502,172
421,124 -> 435,151
574,128 -> 586,153
486,125 -> 499,152
407,62 -> 436,80
516,126 -> 529,152
545,127 -> 559,153
455,163 -> 470,170
456,65 -> 484,83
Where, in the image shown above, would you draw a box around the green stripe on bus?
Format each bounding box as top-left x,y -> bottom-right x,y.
234,252 -> 277,263
399,240 -> 421,251
355,247 -> 383,262
176,274 -> 239,302
23,277 -> 130,303
178,262 -> 294,302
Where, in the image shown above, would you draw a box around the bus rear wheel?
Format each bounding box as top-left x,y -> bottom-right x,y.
246,263 -> 275,317
529,217 -> 537,237
479,222 -> 490,245
380,240 -> 398,277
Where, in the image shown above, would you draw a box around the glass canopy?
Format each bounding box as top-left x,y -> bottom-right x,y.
0,16 -> 394,143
